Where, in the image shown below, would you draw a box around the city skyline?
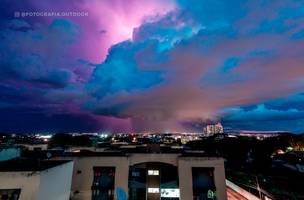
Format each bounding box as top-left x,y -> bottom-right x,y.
1,0 -> 304,133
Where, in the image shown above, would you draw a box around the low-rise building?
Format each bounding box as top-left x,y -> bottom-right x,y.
56,145 -> 227,200
0,159 -> 73,200
19,143 -> 48,151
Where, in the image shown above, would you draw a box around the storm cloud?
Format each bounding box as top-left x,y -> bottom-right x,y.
1,0 -> 304,132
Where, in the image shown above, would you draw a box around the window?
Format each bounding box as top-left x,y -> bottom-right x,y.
148,170 -> 159,176
148,188 -> 159,193
132,171 -> 140,177
160,189 -> 180,198
192,167 -> 216,200
91,167 -> 115,200
0,189 -> 21,200
128,167 -> 146,200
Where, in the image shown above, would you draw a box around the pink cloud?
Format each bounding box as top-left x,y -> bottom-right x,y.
69,0 -> 176,62
26,0 -> 175,63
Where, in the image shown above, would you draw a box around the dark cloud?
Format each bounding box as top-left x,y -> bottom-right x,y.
1,0 -> 304,133
0,19 -> 81,88
0,111 -> 102,134
87,0 -> 304,130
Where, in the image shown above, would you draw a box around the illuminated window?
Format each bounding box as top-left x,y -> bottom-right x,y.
148,188 -> 159,193
148,170 -> 159,176
161,189 -> 180,198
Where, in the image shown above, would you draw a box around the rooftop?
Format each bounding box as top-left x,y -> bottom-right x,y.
0,159 -> 71,172
21,144 -> 220,158
62,149 -> 216,158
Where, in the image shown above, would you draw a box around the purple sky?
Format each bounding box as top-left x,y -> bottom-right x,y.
1,0 -> 304,133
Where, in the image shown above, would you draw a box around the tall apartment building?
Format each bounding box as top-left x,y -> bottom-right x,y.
203,123 -> 224,137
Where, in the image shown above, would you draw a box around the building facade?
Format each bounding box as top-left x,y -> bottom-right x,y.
59,152 -> 227,200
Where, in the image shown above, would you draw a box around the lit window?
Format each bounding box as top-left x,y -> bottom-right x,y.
161,189 -> 180,198
148,188 -> 159,193
148,170 -> 159,176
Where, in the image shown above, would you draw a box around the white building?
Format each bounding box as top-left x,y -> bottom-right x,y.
203,123 -> 224,136
0,159 -> 73,200
19,144 -> 48,151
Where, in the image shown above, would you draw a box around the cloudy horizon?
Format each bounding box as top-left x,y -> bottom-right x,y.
1,0 -> 304,133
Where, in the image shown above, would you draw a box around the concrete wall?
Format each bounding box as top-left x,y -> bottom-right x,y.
66,157 -> 129,200
129,153 -> 178,166
0,171 -> 41,200
37,161 -> 74,200
0,161 -> 73,200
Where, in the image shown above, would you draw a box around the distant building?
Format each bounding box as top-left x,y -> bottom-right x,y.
238,131 -> 283,140
55,145 -> 227,200
19,143 -> 48,151
203,123 -> 224,136
0,159 -> 73,200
